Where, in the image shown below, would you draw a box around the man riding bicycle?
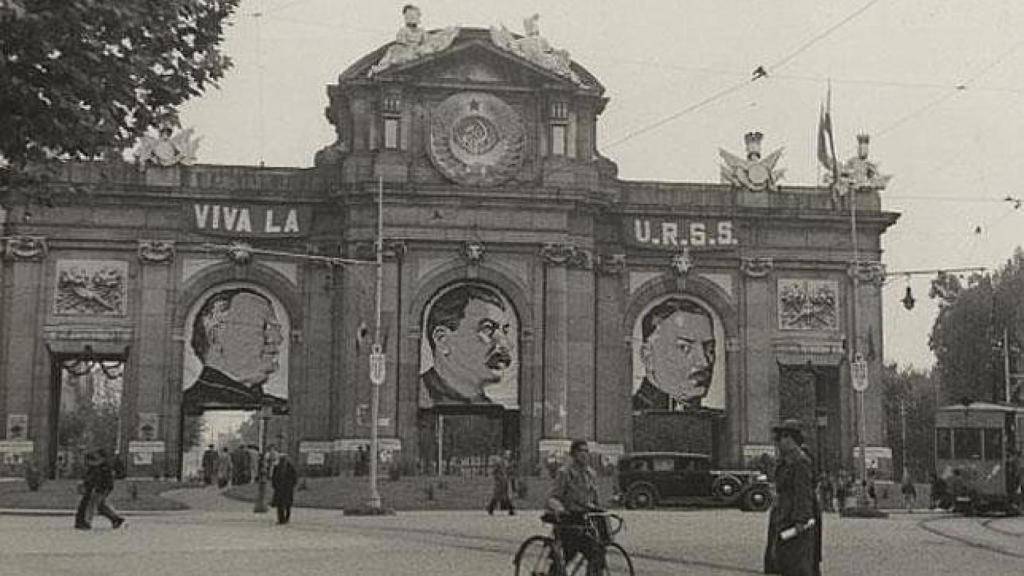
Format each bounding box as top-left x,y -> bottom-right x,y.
546,439 -> 604,575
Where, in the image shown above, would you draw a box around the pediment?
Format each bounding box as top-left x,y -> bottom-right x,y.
342,29 -> 603,94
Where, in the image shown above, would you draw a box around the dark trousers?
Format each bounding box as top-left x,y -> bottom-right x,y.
75,490 -> 93,527
92,490 -> 123,526
276,503 -> 292,524
776,531 -> 815,576
486,495 -> 514,514
555,516 -> 603,576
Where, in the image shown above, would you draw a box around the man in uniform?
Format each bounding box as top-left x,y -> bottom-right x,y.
547,439 -> 603,576
765,419 -> 817,576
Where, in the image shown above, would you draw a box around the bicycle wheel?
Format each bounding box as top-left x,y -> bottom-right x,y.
600,543 -> 635,576
567,543 -> 634,576
514,535 -> 563,576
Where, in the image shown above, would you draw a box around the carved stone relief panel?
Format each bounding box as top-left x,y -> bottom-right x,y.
777,278 -> 839,331
54,260 -> 128,317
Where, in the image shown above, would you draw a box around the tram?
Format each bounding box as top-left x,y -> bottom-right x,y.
934,402 -> 1024,515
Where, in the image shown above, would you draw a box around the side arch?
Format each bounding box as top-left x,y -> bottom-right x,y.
623,273 -> 737,341
174,261 -> 303,333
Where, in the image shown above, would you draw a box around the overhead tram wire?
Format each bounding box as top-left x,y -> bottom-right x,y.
878,37 -> 1024,137
601,0 -> 885,152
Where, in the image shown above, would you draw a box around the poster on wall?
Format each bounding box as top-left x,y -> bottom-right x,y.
137,413 -> 158,441
6,414 -> 28,440
631,296 -> 725,411
181,284 -> 290,413
418,282 -> 519,409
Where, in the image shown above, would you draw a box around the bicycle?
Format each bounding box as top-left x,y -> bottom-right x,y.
513,511 -> 635,576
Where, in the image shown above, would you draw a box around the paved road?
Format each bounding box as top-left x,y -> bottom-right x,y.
1,488 -> 1022,575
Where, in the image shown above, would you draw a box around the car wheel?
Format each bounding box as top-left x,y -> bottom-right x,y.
744,487 -> 772,511
626,484 -> 657,509
712,475 -> 743,500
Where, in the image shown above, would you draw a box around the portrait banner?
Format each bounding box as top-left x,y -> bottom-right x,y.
181,284 -> 290,413
137,412 -> 158,441
6,414 -> 28,440
631,296 -> 725,411
419,282 -> 519,409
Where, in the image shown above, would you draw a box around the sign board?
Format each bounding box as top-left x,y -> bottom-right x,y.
299,441 -> 334,453
132,452 -> 153,465
128,441 -> 166,454
369,345 -> 386,386
187,203 -> 311,238
0,440 -> 35,454
306,452 -> 325,466
334,438 -> 402,452
851,357 -> 869,392
626,217 -> 739,250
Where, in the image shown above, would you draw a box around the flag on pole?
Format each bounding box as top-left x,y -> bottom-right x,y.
817,86 -> 840,195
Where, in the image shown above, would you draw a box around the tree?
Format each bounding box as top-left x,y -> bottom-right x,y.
881,363 -> 937,482
0,0 -> 238,172
929,248 -> 1024,404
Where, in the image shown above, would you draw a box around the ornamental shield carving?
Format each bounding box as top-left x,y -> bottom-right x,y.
428,92 -> 525,186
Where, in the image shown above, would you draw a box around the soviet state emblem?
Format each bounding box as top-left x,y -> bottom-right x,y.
428,92 -> 525,186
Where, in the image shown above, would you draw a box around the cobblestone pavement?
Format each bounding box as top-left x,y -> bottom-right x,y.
1,488 -> 1022,575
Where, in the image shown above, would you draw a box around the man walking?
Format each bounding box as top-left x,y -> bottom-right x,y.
201,444 -> 218,485
486,449 -> 516,515
271,453 -> 298,524
75,449 -> 125,530
764,420 -> 817,576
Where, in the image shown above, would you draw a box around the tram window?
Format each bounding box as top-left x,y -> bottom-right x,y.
936,428 -> 952,459
953,428 -> 982,459
983,428 -> 1003,460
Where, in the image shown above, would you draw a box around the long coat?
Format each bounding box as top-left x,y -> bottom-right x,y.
271,457 -> 298,508
765,449 -> 817,576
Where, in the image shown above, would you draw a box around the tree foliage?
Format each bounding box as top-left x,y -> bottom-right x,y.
0,0 -> 239,168
881,363 -> 936,481
929,248 -> 1024,404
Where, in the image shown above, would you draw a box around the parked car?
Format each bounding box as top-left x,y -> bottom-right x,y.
615,452 -> 772,511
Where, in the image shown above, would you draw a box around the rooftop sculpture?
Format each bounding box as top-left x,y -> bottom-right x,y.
134,126 -> 200,169
719,132 -> 785,192
490,14 -> 581,84
824,134 -> 892,192
369,5 -> 459,76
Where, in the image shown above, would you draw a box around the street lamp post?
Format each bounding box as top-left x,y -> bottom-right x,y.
253,405 -> 272,513
366,176 -> 386,511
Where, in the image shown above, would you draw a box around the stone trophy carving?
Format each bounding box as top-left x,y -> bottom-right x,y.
490,14 -> 581,84
825,134 -> 892,193
369,5 -> 459,76
134,126 -> 200,168
428,92 -> 525,186
778,279 -> 839,331
719,132 -> 785,192
55,260 -> 127,316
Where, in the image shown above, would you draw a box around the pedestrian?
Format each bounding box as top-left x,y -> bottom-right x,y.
901,468 -> 917,513
76,449 -> 125,530
271,453 -> 298,524
929,472 -> 947,510
247,444 -> 260,483
486,449 -> 516,515
201,444 -> 218,485
764,419 -> 817,576
819,474 -> 834,513
834,470 -> 847,514
216,447 -> 233,488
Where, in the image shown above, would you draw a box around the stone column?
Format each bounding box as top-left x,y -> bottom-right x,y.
134,240 -> 175,473
740,258 -> 776,449
595,255 -> 627,447
540,244 -> 571,439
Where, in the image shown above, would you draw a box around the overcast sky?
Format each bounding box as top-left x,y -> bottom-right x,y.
179,0 -> 1024,371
